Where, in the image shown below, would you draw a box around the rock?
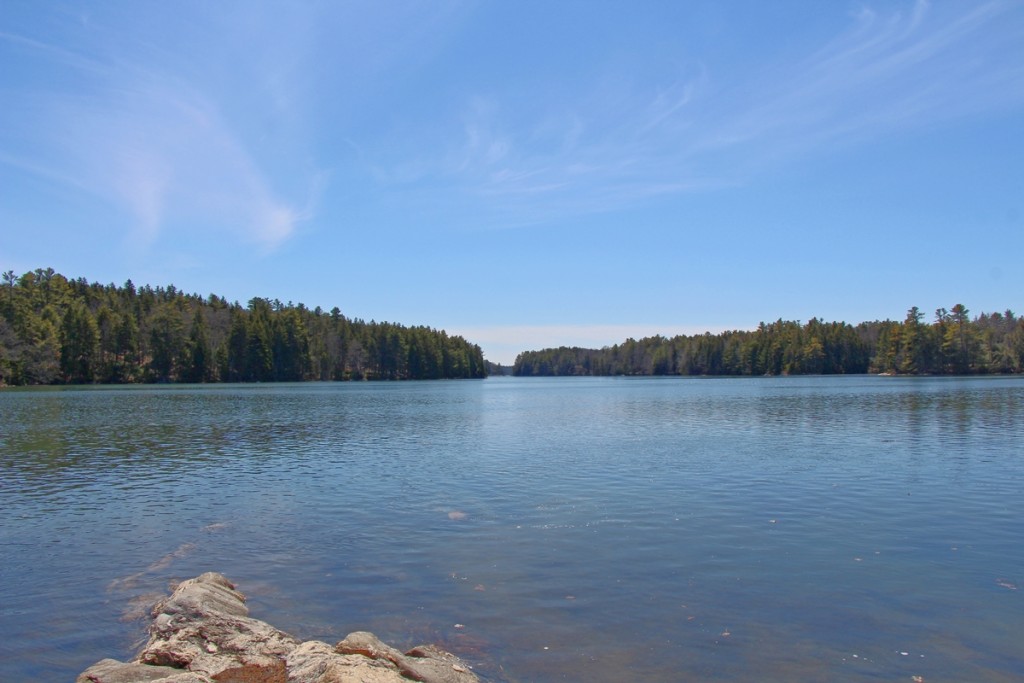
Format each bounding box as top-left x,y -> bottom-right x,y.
335,632 -> 478,683
79,573 -> 480,683
335,632 -> 407,669
138,573 -> 298,681
76,658 -> 213,682
287,641 -> 407,683
401,645 -> 478,683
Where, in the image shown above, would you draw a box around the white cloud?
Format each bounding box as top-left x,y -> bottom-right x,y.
702,0 -> 1024,157
373,1 -> 1024,230
113,150 -> 170,248
0,22 -> 308,254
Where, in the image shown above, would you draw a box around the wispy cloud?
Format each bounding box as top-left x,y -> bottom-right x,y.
376,1 -> 1024,229
708,0 -> 1024,157
0,17 -> 310,253
0,28 -> 105,74
3,1 -> 1021,250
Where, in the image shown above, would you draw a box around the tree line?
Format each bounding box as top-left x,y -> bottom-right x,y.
513,305 -> 1024,377
0,268 -> 485,385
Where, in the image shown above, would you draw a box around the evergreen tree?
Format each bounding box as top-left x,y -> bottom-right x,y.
59,301 -> 99,382
183,307 -> 211,382
148,305 -> 185,381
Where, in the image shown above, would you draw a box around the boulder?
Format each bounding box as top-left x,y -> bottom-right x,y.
78,573 -> 480,683
287,641 -> 407,683
336,632 -> 478,683
77,658 -> 212,683
138,572 -> 298,681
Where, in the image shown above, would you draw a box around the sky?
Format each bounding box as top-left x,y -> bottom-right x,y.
1,1 -> 1022,365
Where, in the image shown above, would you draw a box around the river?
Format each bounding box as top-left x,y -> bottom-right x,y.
1,376 -> 1022,681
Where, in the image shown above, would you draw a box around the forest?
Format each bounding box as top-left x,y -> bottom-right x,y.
0,268 -> 485,385
513,306 -> 1024,377
4,268 -> 1020,385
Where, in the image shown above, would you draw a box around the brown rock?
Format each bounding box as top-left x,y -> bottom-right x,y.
402,644 -> 479,683
335,631 -> 407,669
76,658 -> 213,682
154,573 -> 251,619
286,641 -> 407,683
138,573 -> 299,680
335,632 -> 479,683
78,573 -> 480,683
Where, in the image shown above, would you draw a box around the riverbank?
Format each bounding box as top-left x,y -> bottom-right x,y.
77,572 -> 480,683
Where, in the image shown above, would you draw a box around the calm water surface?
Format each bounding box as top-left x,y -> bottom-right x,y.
1,376 -> 1022,682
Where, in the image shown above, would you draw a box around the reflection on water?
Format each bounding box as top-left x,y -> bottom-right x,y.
1,377 -> 1023,682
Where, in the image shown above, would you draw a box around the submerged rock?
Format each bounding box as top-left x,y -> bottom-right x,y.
78,572 -> 480,683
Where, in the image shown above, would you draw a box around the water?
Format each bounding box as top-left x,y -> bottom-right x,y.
1,376 -> 1022,682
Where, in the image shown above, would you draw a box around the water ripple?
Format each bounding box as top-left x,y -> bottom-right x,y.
2,377 -> 1023,682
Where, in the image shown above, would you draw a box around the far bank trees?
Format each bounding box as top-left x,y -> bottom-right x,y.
0,268 -> 485,385
513,307 -> 1023,377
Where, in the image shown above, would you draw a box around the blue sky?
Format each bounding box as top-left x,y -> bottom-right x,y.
2,1 -> 1022,364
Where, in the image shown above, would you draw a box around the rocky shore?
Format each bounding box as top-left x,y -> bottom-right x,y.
78,572 -> 480,683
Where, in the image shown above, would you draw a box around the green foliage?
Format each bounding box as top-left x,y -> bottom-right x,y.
59,301 -> 100,382
0,268 -> 485,385
514,307 -> 1020,377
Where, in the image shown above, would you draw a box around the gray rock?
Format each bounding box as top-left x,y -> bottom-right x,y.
78,573 -> 480,683
335,632 -> 407,670
138,573 -> 299,681
76,658 -> 213,683
401,645 -> 479,683
335,631 -> 479,683
287,641 -> 407,683
153,572 -> 250,619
